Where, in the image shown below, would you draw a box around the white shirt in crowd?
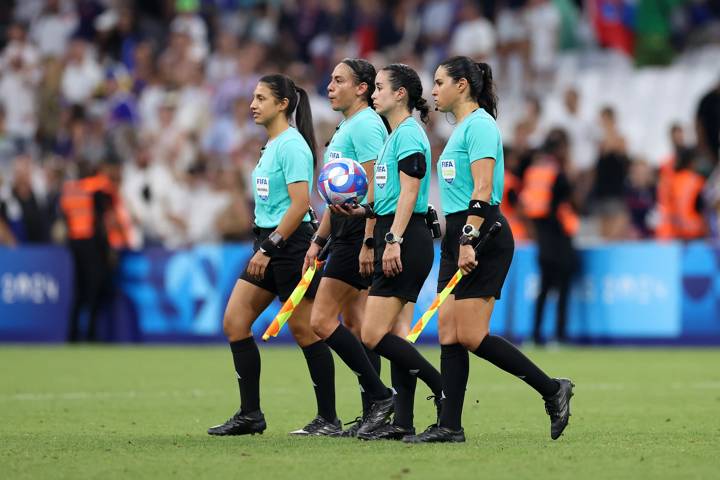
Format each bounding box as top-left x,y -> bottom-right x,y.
61,52 -> 103,104
30,9 -> 78,59
450,17 -> 496,59
524,1 -> 561,73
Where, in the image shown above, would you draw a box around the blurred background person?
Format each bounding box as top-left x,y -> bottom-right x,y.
521,129 -> 579,346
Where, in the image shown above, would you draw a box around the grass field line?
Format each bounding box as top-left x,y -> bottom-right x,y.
3,380 -> 720,402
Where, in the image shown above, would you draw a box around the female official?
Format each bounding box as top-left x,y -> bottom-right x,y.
304,59 -> 414,437
208,74 -> 337,436
334,64 -> 443,440
404,57 -> 574,444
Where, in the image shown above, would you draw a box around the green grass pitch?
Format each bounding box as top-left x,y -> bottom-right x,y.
1,346 -> 718,479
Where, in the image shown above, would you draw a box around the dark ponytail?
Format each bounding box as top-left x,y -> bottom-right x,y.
381,63 -> 430,124
439,56 -> 498,119
341,58 -> 391,133
259,74 -> 318,167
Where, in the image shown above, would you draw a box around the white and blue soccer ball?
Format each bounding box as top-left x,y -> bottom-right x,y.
317,158 -> 368,205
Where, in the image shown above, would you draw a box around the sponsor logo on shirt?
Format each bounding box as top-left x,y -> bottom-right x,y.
375,164 -> 387,189
441,159 -> 456,184
329,151 -> 342,160
256,176 -> 269,201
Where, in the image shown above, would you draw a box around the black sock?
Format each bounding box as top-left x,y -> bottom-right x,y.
473,335 -> 559,397
438,343 -> 468,430
302,341 -> 337,422
361,345 -> 382,415
230,337 -> 261,413
373,334 -> 442,397
325,324 -> 389,400
391,361 -> 417,428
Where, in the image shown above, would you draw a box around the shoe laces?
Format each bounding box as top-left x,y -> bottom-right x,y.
343,415 -> 364,427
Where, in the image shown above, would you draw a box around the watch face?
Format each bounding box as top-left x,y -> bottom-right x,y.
462,225 -> 474,235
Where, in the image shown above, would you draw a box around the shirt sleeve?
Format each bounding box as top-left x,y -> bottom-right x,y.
396,124 -> 426,161
466,117 -> 500,163
352,117 -> 387,163
280,139 -> 313,184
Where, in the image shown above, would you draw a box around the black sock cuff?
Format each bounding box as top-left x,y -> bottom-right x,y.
472,334 -> 492,356
302,340 -> 331,359
325,323 -> 351,348
230,336 -> 258,354
374,333 -> 403,353
441,343 -> 466,358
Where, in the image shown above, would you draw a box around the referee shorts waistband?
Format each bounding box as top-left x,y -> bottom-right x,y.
252,222 -> 313,235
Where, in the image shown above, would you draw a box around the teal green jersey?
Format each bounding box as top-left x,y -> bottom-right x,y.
252,127 -> 313,228
374,117 -> 432,216
323,107 -> 388,165
437,108 -> 504,215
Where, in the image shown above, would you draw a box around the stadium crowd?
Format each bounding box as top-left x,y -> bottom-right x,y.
1,0 -> 720,249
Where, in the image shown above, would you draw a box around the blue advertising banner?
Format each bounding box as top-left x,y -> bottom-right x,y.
2,241 -> 718,344
0,246 -> 73,342
509,243 -> 682,341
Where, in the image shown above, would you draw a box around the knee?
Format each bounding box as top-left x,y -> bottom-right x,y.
288,320 -> 318,347
310,310 -> 337,340
457,328 -> 489,351
223,313 -> 251,342
360,324 -> 382,350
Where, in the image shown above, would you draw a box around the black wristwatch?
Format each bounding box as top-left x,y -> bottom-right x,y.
384,232 -> 403,245
363,237 -> 375,249
311,233 -> 328,248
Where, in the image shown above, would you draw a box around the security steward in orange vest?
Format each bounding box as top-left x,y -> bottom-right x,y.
520,129 -> 579,345
60,161 -> 133,342
664,147 -> 707,240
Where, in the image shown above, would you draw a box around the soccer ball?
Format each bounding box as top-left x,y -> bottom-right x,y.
317,158 -> 368,205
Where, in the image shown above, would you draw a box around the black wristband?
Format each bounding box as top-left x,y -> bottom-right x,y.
259,231 -> 285,257
363,202 -> 376,219
467,199 -> 499,220
311,233 -> 328,248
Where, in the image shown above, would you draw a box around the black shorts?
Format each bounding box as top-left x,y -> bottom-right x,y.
322,233 -> 371,290
368,214 -> 434,303
240,223 -> 321,302
437,212 -> 514,300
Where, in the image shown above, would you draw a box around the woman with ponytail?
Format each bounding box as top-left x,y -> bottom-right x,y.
332,64 -> 442,440
303,58 -> 404,437
404,57 -> 574,444
208,74 -> 338,437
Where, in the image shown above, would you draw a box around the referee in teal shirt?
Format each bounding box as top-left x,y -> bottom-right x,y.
207,74 -> 337,437
334,64 -> 443,440
404,56 -> 575,444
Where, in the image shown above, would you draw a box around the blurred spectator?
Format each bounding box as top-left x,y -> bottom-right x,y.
696,76 -> 720,167
61,37 -> 103,105
60,160 -> 129,342
121,137 -> 187,248
520,129 -> 579,345
170,0 -> 208,62
495,0 -> 528,96
665,147 -> 707,240
29,0 -> 78,59
202,97 -> 261,168
215,168 -> 253,241
0,23 -> 41,151
523,96 -> 547,149
501,145 -> 528,241
524,0 -> 561,90
0,155 -> 51,244
624,159 -> 656,238
590,106 -> 631,240
95,6 -> 143,68
206,30 -> 239,85
0,106 -> 16,177
656,123 -> 686,239
450,1 -> 496,61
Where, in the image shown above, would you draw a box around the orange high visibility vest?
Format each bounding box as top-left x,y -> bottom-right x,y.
669,170 -> 706,239
60,175 -> 136,248
655,157 -> 675,239
520,160 -> 579,236
501,172 -> 528,240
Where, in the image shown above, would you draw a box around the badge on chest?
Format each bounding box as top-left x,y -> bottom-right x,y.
441,159 -> 456,184
256,176 -> 269,200
375,164 -> 388,189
